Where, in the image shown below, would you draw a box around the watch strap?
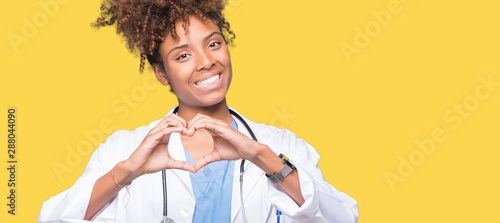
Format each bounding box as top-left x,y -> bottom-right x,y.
266,154 -> 296,183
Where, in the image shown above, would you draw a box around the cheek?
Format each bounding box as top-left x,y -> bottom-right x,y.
216,49 -> 231,69
166,63 -> 193,84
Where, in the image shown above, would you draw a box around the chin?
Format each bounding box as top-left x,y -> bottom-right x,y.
204,95 -> 226,107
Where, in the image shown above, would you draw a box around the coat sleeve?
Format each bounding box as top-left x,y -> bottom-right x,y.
264,127 -> 359,223
37,130 -> 135,223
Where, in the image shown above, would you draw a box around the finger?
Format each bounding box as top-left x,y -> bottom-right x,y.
159,126 -> 185,144
165,158 -> 196,173
153,113 -> 186,131
151,120 -> 175,134
157,114 -> 181,127
151,118 -> 184,135
192,120 -> 254,156
187,113 -> 207,124
185,113 -> 207,135
148,125 -> 184,146
167,113 -> 187,128
192,120 -> 229,138
186,115 -> 226,136
162,119 -> 184,130
164,114 -> 188,134
187,113 -> 222,129
194,152 -> 223,171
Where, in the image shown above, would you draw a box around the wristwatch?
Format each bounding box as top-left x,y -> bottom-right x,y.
266,154 -> 297,183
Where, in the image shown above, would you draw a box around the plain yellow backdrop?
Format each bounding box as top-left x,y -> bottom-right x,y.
1,0 -> 499,222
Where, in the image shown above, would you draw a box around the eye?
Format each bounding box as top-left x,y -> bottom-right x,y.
209,42 -> 221,48
176,54 -> 189,60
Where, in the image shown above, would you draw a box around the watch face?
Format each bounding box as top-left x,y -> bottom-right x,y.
280,154 -> 289,160
280,153 -> 292,162
279,154 -> 296,169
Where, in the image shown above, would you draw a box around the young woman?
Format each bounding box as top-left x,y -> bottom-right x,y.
38,0 -> 358,222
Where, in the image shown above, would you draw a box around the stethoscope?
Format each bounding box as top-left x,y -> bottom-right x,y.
161,107 -> 278,223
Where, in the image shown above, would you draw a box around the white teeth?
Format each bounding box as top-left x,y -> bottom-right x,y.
196,74 -> 220,87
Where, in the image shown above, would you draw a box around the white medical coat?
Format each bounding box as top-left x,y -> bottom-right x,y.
38,107 -> 358,223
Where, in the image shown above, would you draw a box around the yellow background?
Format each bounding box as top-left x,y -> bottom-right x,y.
1,0 -> 499,222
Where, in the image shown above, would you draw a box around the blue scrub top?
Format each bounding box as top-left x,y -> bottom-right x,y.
184,121 -> 237,223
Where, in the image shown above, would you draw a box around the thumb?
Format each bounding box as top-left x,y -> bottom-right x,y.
194,153 -> 222,171
166,159 -> 197,173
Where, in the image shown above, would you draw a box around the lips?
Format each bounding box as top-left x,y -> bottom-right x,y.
194,74 -> 221,87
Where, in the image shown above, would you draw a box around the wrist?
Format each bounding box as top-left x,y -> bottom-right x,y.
114,161 -> 139,185
248,145 -> 284,176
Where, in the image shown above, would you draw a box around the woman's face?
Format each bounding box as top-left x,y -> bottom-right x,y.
154,16 -> 232,109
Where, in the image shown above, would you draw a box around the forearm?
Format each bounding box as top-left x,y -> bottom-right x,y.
83,161 -> 134,220
250,145 -> 305,207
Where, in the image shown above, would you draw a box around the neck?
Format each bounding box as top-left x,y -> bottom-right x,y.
176,98 -> 233,124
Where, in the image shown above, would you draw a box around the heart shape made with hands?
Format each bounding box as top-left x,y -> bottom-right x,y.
174,114 -> 259,172
130,113 -> 260,176
181,126 -> 241,171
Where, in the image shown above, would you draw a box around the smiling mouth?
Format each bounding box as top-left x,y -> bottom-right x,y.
195,74 -> 221,87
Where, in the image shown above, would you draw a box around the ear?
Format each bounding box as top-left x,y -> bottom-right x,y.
153,63 -> 169,86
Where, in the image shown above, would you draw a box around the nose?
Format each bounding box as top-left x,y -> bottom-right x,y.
196,49 -> 215,71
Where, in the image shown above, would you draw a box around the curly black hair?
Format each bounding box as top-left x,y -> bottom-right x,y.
92,0 -> 235,72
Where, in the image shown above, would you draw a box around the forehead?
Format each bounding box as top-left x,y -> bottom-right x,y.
164,16 -> 221,46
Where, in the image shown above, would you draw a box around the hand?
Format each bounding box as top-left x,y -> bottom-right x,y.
185,113 -> 265,171
124,114 -> 196,179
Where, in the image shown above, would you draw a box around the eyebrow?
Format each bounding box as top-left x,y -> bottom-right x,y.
166,44 -> 188,57
166,32 -> 224,56
204,31 -> 223,41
